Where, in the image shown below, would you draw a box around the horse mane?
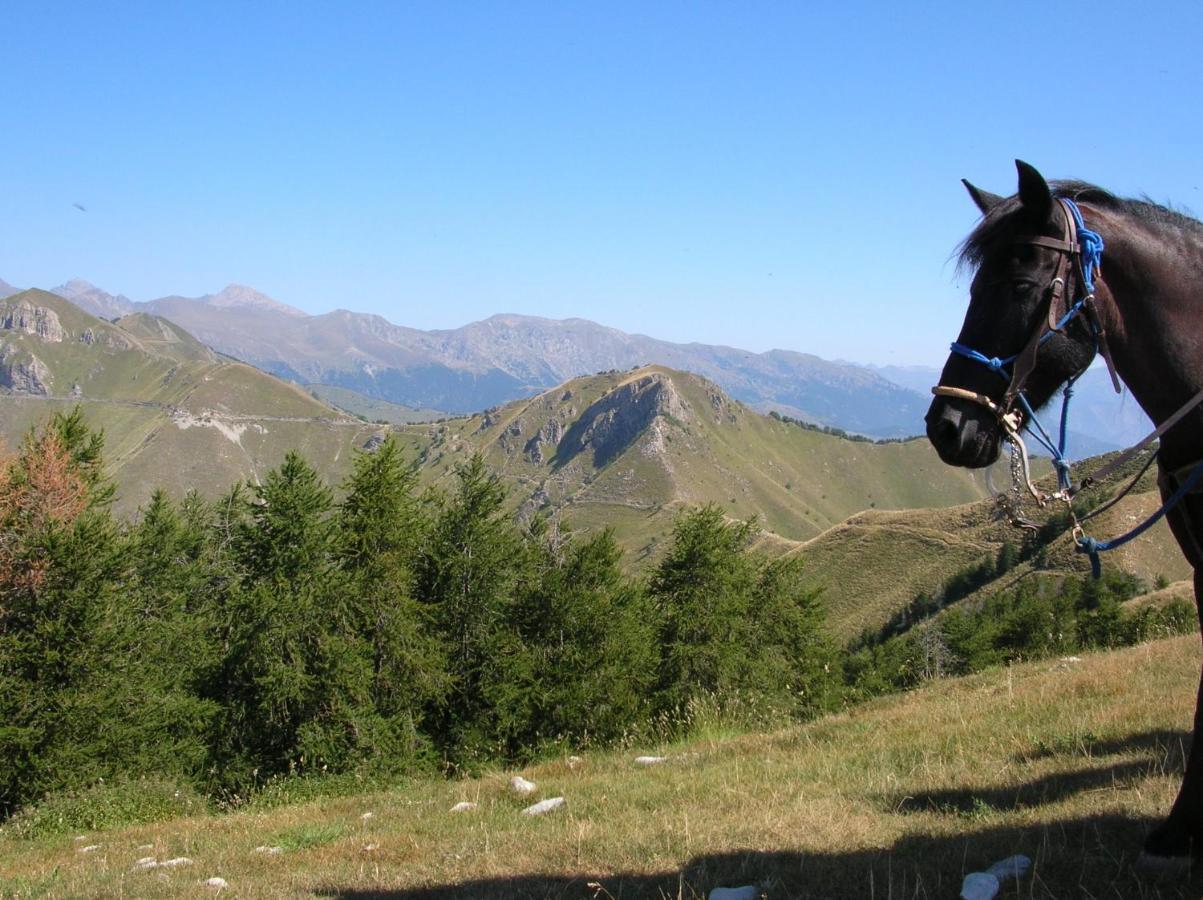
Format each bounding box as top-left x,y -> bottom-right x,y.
957,179 -> 1203,272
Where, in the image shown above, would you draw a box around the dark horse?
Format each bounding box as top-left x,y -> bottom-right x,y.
927,160 -> 1203,861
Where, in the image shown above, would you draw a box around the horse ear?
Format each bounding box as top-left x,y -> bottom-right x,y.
962,179 -> 1003,215
1015,159 -> 1053,221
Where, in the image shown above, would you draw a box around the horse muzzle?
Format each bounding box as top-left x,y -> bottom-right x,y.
925,394 -> 1004,468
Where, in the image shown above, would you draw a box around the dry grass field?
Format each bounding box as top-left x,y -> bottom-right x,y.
4,635 -> 1203,899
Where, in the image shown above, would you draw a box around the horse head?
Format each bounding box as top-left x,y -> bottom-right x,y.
926,160 -> 1100,468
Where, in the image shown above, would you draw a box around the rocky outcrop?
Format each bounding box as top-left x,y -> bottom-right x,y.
0,348 -> 53,394
524,417 -> 566,464
79,327 -> 132,351
1,300 -> 65,342
555,373 -> 689,468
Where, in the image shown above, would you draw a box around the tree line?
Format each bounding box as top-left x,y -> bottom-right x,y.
0,411 -> 835,819
2,410 -> 1191,825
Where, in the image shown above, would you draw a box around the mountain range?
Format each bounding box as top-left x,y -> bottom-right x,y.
1,286 -> 1182,638
0,289 -> 991,544
0,277 -> 1150,449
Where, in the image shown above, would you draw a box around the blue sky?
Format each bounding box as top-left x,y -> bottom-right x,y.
4,2 -> 1202,365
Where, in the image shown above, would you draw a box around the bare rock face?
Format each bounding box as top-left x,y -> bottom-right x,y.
555,373 -> 689,468
1,300 -> 65,342
523,417 -> 566,464
0,348 -> 53,394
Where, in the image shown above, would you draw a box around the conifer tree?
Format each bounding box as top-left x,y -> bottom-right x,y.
649,504 -> 760,716
416,454 -> 527,762
213,452 -> 364,785
514,525 -> 657,749
337,437 -> 444,767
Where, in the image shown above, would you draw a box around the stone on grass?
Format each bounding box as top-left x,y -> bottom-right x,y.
134,857 -> 159,870
449,801 -> 478,813
360,811 -> 374,821
205,877 -> 228,889
960,872 -> 999,900
254,845 -> 283,855
986,855 -> 1030,881
78,844 -> 101,854
160,857 -> 193,868
709,887 -> 759,900
634,755 -> 667,766
567,755 -> 583,770
510,776 -> 537,795
521,796 -> 565,816
961,852 -> 1031,899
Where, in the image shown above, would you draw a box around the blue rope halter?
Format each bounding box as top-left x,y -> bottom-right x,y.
947,198 -> 1101,491
941,197 -> 1202,576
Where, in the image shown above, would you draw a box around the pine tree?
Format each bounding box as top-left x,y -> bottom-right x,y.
416,454 -> 527,763
0,413 -> 130,812
212,452 -> 361,786
337,436 -> 444,769
508,525 -> 657,751
649,505 -> 760,717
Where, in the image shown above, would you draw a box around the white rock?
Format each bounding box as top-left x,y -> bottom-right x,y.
205,877 -> 228,889
986,854 -> 1031,882
709,887 -> 759,900
360,811 -> 374,821
960,871 -> 1000,900
449,801 -> 478,813
160,857 -> 193,868
73,835 -> 88,842
78,844 -> 101,853
567,755 -> 583,770
363,843 -> 379,852
510,776 -> 537,795
521,796 -> 565,816
634,755 -> 668,766
134,857 -> 159,870
254,845 -> 283,855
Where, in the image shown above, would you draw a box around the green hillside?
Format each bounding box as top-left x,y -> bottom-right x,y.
0,290 -> 382,512
797,448 -> 1191,642
388,366 -> 994,563
4,635 -> 1198,898
306,383 -> 445,424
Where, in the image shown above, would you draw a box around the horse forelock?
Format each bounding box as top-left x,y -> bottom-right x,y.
955,179 -> 1202,275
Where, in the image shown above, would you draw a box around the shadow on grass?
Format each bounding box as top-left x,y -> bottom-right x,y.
317,731 -> 1203,899
316,816 -> 1203,899
1018,728 -> 1191,766
893,758 -> 1159,816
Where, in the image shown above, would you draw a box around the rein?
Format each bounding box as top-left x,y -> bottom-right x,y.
932,198 -> 1203,575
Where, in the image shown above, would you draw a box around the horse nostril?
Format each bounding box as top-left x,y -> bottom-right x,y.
928,415 -> 961,454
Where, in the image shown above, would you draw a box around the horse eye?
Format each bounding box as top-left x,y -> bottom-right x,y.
1011,245 -> 1036,264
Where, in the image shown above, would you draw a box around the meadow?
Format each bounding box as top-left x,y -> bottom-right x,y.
4,635 -> 1201,898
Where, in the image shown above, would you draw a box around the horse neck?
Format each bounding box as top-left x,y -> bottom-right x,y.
1085,205 -> 1203,464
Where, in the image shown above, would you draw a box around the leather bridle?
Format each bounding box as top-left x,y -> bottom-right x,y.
931,198 -> 1115,442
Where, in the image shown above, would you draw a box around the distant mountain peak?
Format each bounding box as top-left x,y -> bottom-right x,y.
50,278 -> 135,318
56,277 -> 102,297
203,284 -> 308,317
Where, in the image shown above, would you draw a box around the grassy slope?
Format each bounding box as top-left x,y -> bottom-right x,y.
0,291 -> 382,513
306,384 -> 445,424
799,452 -> 1192,642
4,636 -> 1201,898
390,366 -> 992,564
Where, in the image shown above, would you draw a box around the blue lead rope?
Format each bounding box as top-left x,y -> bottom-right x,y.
1078,459 -> 1203,578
